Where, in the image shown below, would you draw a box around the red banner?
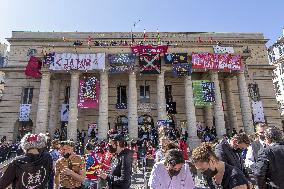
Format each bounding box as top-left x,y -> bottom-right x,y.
192,53 -> 242,71
78,77 -> 100,108
131,45 -> 168,55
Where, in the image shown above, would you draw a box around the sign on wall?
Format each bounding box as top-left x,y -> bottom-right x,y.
61,104 -> 69,122
19,104 -> 31,122
213,46 -> 234,54
49,53 -> 105,71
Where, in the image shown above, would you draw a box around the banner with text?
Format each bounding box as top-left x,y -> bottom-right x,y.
191,53 -> 242,71
50,53 -> 105,71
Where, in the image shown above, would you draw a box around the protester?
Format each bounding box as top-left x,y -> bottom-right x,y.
215,133 -> 251,176
54,140 -> 86,189
97,133 -> 133,189
155,137 -> 170,162
0,133 -> 53,189
149,149 -> 195,189
49,139 -> 61,189
245,123 -> 267,169
254,126 -> 284,189
179,137 -> 189,160
84,142 -> 100,189
192,142 -> 249,189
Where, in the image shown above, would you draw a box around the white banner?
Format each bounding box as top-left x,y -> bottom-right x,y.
213,46 -> 234,54
61,104 -> 69,122
50,53 -> 105,70
252,101 -> 265,123
19,104 -> 31,121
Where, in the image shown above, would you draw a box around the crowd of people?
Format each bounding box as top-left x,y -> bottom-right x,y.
0,123 -> 284,189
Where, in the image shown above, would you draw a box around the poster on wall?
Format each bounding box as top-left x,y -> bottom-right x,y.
252,101 -> 265,123
164,53 -> 188,64
213,46 -> 234,54
19,104 -> 31,122
49,53 -> 105,71
193,80 -> 215,106
78,77 -> 100,108
61,104 -> 69,122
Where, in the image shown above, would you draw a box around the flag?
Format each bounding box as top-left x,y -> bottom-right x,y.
139,54 -> 161,74
87,36 -> 93,46
143,29 -> 146,42
25,56 -> 42,78
157,29 -> 161,44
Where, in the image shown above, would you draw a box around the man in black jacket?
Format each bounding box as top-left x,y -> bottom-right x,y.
254,126 -> 284,189
0,133 -> 53,189
98,133 -> 133,189
215,133 -> 250,176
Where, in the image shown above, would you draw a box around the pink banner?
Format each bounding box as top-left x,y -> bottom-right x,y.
78,77 -> 100,108
192,53 -> 242,71
131,45 -> 168,55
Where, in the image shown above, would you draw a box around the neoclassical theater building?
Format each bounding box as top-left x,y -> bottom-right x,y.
0,31 -> 281,145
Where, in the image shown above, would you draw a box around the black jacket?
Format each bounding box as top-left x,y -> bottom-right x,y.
254,142 -> 284,189
215,140 -> 245,174
0,151 -> 53,189
106,148 -> 133,189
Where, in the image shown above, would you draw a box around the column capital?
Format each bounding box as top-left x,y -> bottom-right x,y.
70,71 -> 81,76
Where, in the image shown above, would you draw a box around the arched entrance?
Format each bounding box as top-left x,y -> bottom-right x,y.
16,119 -> 33,141
115,115 -> 128,132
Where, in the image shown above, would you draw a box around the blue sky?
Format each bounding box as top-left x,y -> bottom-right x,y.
0,0 -> 283,47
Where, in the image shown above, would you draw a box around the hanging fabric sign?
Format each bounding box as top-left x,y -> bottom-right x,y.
131,45 -> 168,55
19,104 -> 31,121
78,77 -> 100,108
248,83 -> 260,101
172,63 -> 192,76
191,53 -> 242,71
108,53 -> 135,74
252,101 -> 265,123
25,56 -> 42,78
139,54 -> 161,74
109,65 -> 134,74
108,53 -> 136,65
61,104 -> 69,122
213,46 -> 234,54
164,53 -> 188,64
43,52 -> 55,65
193,80 -> 215,106
49,53 -> 105,71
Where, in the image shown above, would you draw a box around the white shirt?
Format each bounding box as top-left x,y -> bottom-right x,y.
148,161 -> 195,189
245,139 -> 265,169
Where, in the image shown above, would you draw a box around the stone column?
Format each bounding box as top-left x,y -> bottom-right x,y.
157,71 -> 167,120
67,71 -> 80,141
210,71 -> 226,137
48,79 -> 60,137
98,71 -> 109,140
237,72 -> 254,134
35,71 -> 51,134
184,75 -> 200,148
224,77 -> 238,132
203,106 -> 214,128
128,72 -> 138,139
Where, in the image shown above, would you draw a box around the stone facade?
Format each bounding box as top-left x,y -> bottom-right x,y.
0,31 -> 281,142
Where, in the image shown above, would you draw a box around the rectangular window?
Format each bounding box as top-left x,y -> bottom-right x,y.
117,86 -> 127,104
22,88 -> 33,104
140,85 -> 150,103
165,85 -> 172,101
64,86 -> 70,104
